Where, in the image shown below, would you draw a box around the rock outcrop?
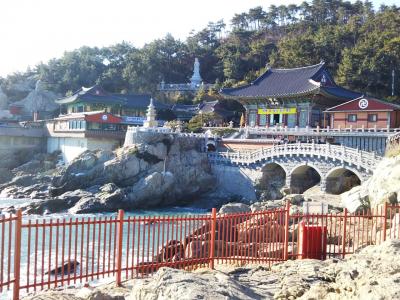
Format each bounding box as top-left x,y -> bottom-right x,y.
11,80 -> 59,116
342,156 -> 400,211
1,134 -> 216,214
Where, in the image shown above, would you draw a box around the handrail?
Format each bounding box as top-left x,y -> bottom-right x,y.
208,142 -> 382,172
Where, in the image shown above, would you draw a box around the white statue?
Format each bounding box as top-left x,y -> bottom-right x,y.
190,58 -> 202,87
35,80 -> 42,91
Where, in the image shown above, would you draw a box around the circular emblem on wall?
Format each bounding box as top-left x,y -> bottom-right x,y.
102,114 -> 108,121
358,98 -> 369,109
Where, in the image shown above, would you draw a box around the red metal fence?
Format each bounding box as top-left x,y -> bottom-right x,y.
1,203 -> 400,299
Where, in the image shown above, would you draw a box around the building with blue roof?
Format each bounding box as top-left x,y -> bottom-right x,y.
220,62 -> 362,128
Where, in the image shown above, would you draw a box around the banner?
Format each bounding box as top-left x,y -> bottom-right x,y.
257,108 -> 297,115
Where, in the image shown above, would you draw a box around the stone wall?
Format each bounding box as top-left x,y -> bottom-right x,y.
210,165 -> 259,202
47,137 -> 119,163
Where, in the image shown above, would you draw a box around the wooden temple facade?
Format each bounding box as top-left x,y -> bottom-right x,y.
220,62 -> 362,128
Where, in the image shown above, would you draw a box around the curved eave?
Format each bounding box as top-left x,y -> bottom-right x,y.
55,95 -> 79,104
219,87 -> 320,104
319,86 -> 362,101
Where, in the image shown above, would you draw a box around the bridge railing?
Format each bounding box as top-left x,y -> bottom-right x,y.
208,142 -> 381,172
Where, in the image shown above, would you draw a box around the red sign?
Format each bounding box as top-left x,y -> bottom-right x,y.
85,113 -> 122,124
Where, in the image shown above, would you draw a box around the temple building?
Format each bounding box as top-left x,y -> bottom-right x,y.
325,96 -> 400,129
171,100 -> 239,124
56,85 -> 169,125
220,62 -> 362,128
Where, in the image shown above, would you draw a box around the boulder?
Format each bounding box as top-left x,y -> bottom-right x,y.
250,199 -> 282,212
365,157 -> 400,208
124,171 -> 175,208
69,186 -> 125,214
218,202 -> 251,214
341,185 -> 369,213
22,189 -> 92,214
45,260 -> 80,276
237,222 -> 284,243
282,194 -> 304,205
154,240 -> 185,263
129,267 -> 261,300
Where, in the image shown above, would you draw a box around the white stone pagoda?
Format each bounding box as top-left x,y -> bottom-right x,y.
143,98 -> 158,128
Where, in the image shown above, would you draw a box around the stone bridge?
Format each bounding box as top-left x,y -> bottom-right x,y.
208,142 -> 382,195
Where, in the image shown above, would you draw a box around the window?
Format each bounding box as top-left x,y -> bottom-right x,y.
347,114 -> 357,122
368,114 -> 377,122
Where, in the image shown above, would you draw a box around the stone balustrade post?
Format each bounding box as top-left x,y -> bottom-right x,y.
341,144 -> 345,163
374,124 -> 377,132
327,125 -> 330,132
316,125 -> 320,133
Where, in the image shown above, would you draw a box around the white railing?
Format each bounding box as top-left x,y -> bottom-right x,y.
125,126 -> 219,139
245,125 -> 400,136
208,142 -> 382,172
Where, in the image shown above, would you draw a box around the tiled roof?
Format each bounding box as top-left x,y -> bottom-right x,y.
56,85 -> 169,109
114,94 -> 170,110
220,63 -> 326,98
319,86 -> 363,101
56,85 -> 125,105
171,103 -> 200,113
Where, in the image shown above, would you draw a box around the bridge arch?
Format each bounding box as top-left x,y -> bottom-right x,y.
325,167 -> 362,195
289,163 -> 322,194
257,162 -> 287,199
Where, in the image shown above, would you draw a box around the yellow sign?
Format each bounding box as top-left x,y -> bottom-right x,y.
257,108 -> 297,115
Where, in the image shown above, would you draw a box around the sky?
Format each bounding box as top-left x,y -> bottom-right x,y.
0,0 -> 397,77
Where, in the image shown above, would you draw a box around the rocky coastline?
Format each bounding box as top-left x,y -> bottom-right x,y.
0,133 -> 226,214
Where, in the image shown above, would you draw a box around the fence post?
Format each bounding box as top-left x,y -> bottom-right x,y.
13,210 -> 22,300
383,202 -> 388,242
342,208 -> 348,259
116,209 -> 124,286
209,208 -> 217,269
283,201 -> 290,261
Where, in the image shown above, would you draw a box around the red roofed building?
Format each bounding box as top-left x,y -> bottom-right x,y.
324,97 -> 400,129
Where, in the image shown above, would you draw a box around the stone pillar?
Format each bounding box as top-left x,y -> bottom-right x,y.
320,179 -> 326,192
285,175 -> 291,190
